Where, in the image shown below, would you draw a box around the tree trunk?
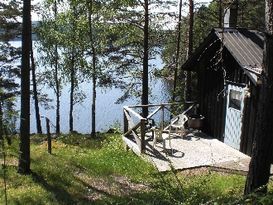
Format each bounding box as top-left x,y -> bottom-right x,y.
18,0 -> 31,174
91,62 -> 96,137
245,0 -> 273,194
69,3 -> 77,133
218,0 -> 222,28
30,41 -> 42,134
0,72 -> 3,141
90,41 -> 97,137
69,57 -> 75,133
54,0 -> 60,135
87,0 -> 97,138
142,0 -> 149,118
55,72 -> 60,134
0,102 -> 3,141
185,0 -> 194,104
172,0 -> 183,102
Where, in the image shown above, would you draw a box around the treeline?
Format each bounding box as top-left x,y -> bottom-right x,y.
161,0 -> 265,74
0,0 -> 265,137
35,0 -> 176,135
0,0 -> 21,140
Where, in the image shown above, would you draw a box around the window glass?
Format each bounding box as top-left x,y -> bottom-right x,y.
229,89 -> 242,110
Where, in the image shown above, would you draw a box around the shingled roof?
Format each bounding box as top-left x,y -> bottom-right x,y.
182,28 -> 264,84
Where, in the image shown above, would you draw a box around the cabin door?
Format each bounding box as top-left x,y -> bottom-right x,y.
224,83 -> 246,150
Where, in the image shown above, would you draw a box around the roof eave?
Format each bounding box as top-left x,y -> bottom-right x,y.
181,29 -> 218,71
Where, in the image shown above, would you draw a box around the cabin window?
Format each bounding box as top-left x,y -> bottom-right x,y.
229,89 -> 242,110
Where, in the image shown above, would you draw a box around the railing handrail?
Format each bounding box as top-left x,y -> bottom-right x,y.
123,106 -> 145,120
127,102 -> 180,109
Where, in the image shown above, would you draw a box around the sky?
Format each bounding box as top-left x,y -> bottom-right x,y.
31,0 -> 213,21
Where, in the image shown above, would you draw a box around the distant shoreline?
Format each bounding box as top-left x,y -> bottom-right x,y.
1,21 -> 40,42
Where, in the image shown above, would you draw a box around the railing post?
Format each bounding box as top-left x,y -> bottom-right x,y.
140,119 -> 146,153
161,105 -> 165,130
123,109 -> 129,151
123,109 -> 128,134
46,118 -> 52,154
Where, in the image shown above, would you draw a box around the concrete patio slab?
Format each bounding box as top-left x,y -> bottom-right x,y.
143,131 -> 253,172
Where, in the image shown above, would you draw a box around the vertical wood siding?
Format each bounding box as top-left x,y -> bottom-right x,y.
196,49 -> 257,156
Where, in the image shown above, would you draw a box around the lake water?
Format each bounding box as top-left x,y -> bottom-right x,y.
11,41 -> 173,134
30,74 -> 172,134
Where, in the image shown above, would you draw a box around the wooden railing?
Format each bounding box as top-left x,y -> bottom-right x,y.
123,102 -> 179,154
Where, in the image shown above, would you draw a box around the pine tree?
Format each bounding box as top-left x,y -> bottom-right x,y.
0,0 -> 21,135
18,0 -> 31,174
245,0 -> 273,194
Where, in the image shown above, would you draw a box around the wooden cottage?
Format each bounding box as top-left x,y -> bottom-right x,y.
181,28 -> 264,156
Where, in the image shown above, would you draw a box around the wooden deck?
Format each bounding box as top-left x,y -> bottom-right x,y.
124,130 -> 272,173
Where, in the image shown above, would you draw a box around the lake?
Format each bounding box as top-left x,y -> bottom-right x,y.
11,41 -> 173,134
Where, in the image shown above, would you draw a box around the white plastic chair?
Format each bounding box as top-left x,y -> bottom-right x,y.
152,128 -> 172,155
167,104 -> 196,137
168,114 -> 188,137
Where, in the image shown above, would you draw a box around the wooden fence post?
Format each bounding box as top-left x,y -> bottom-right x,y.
46,118 -> 52,154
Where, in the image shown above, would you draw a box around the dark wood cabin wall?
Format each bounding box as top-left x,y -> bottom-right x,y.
240,84 -> 251,154
247,85 -> 258,155
198,59 -> 208,133
223,50 -> 248,84
241,83 -> 258,155
207,72 -> 214,135
224,52 -> 249,84
197,64 -> 204,120
198,66 -> 209,133
216,78 -> 225,139
220,87 -> 227,141
198,65 -> 209,134
196,37 -> 221,136
197,64 -> 224,140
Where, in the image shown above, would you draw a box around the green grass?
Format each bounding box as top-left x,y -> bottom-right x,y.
1,134 -> 273,204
